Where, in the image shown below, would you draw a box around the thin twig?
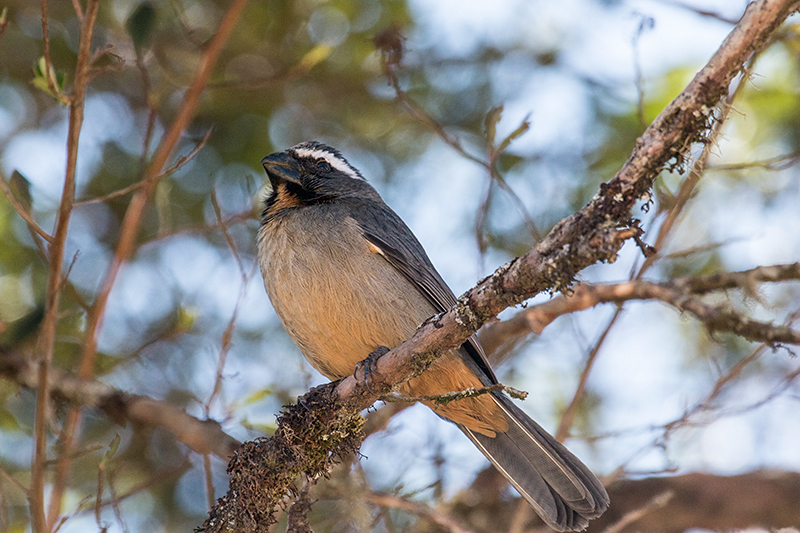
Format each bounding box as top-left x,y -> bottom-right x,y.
368,492 -> 476,533
481,263 -> 800,356
635,57 -> 754,276
600,490 -> 674,533
654,0 -> 739,24
73,181 -> 144,206
203,189 -> 253,419
0,350 -> 242,460
380,50 -> 540,244
91,461 -> 192,512
156,126 -> 214,180
555,308 -> 623,441
204,454 -> 216,511
74,128 -> 211,206
39,0 -> 62,100
105,469 -> 130,533
0,173 -> 54,243
610,309 -> 800,480
554,51 -> 759,448
140,208 -> 256,245
79,0 -> 248,375
209,188 -> 246,277
707,149 -> 800,171
380,383 -> 528,405
35,2 -> 102,531
134,49 -> 156,176
94,458 -> 107,532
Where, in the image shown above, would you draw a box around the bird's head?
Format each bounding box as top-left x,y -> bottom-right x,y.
261,141 -> 379,218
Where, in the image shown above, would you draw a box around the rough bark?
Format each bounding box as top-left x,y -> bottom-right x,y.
198,1 -> 800,531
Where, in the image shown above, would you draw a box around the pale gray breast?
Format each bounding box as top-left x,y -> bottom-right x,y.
258,204 -> 434,380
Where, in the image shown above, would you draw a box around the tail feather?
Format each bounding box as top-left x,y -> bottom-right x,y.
459,392 -> 609,531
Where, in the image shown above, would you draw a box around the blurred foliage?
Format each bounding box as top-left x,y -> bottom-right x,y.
0,1 -> 799,532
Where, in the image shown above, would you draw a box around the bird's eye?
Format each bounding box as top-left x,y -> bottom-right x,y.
316,160 -> 331,171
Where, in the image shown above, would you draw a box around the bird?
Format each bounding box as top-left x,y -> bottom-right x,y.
256,141 -> 609,531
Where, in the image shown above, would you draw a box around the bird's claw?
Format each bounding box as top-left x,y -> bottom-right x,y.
354,346 -> 390,394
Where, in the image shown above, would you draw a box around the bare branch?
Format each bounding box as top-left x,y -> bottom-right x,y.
708,149 -> 800,171
600,490 -> 674,533
73,181 -> 144,206
376,38 -> 541,244
78,0 -> 248,378
380,383 -> 528,405
674,262 -> 800,294
0,350 -> 241,461
480,263 -> 800,356
199,2 -> 800,531
369,492 -> 477,533
0,172 -> 54,243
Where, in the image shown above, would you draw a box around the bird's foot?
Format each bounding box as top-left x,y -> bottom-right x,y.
353,346 -> 390,394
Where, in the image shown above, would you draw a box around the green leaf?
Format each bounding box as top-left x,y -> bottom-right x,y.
100,434 -> 122,467
177,306 -> 198,332
484,105 -> 503,146
497,114 -> 531,153
31,57 -> 68,105
239,387 -> 274,406
295,44 -> 333,73
9,171 -> 32,211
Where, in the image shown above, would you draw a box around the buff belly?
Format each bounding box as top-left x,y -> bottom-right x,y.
258,208 -> 506,436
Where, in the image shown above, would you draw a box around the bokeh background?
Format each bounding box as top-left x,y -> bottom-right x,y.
1,0 -> 799,531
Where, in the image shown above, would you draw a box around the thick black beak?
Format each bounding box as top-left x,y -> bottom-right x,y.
261,151 -> 301,186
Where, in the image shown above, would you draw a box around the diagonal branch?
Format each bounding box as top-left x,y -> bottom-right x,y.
199,1 -> 800,531
0,350 -> 240,460
480,263 -> 800,355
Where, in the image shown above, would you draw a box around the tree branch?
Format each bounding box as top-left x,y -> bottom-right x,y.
0,350 -> 240,461
34,2 -> 101,530
480,263 -> 800,355
199,1 -> 800,530
368,492 -> 477,533
78,0 -> 249,379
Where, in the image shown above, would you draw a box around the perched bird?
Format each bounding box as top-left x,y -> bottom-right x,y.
257,141 -> 609,531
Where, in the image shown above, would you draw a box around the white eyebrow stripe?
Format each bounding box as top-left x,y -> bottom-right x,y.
293,147 -> 364,181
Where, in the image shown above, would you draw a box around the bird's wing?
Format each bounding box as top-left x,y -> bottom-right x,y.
345,198 -> 497,384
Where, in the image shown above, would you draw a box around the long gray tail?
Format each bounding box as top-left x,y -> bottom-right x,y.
460,393 -> 609,531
